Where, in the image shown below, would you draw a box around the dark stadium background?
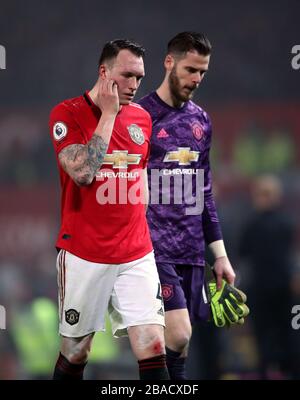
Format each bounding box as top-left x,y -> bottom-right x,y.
0,0 -> 300,380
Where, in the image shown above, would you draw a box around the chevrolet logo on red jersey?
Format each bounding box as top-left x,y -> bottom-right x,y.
163,147 -> 200,165
103,150 -> 142,168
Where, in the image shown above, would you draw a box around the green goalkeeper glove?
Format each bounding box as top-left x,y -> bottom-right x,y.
205,263 -> 250,328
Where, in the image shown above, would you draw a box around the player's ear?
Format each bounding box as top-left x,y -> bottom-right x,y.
164,54 -> 175,71
99,64 -> 107,80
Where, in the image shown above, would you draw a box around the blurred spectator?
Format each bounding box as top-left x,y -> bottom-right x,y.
239,174 -> 297,379
10,297 -> 59,379
233,127 -> 295,177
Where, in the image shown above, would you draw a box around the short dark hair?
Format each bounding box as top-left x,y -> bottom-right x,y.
98,39 -> 145,68
167,31 -> 211,57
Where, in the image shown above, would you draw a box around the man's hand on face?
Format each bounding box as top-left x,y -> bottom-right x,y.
96,77 -> 120,116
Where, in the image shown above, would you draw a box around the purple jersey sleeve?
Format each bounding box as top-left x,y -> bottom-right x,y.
138,92 -> 223,266
201,115 -> 223,245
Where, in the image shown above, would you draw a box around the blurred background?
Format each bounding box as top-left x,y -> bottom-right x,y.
0,0 -> 300,380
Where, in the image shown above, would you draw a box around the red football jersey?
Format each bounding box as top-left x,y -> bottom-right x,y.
49,91 -> 153,263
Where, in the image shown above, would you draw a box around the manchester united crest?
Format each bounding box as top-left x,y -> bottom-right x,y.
191,121 -> 204,141
162,284 -> 174,301
65,309 -> 80,325
127,124 -> 145,145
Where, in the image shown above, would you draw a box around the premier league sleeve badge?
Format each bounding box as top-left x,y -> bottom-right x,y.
53,121 -> 68,141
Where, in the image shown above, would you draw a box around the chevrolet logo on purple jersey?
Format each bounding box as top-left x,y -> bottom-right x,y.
163,147 -> 200,165
102,150 -> 142,168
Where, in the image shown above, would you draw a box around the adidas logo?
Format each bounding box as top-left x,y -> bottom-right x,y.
157,307 -> 164,316
157,129 -> 169,138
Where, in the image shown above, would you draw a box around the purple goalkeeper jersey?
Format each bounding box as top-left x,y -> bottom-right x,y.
138,92 -> 223,266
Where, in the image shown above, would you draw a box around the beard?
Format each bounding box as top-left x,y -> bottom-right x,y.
168,66 -> 196,106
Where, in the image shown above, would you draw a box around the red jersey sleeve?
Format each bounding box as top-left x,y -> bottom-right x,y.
49,103 -> 85,155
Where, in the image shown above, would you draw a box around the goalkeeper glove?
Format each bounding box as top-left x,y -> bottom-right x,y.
205,263 -> 250,328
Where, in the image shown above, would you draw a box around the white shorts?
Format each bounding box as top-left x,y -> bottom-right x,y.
56,249 -> 165,338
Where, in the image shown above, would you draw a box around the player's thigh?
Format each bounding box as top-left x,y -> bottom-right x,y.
165,308 -> 191,336
56,249 -> 117,337
156,262 -> 187,312
109,251 -> 165,338
179,264 -> 209,324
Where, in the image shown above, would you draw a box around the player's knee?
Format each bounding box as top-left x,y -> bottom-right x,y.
128,324 -> 166,360
175,332 -> 191,352
148,335 -> 165,357
144,329 -> 165,355
139,327 -> 166,357
61,335 -> 93,365
169,327 -> 191,353
64,346 -> 90,364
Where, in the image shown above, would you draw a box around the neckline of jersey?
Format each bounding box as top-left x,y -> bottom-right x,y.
153,91 -> 189,112
83,90 -> 125,116
84,91 -> 98,109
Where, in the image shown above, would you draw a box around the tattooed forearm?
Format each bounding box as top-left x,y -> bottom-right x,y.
58,134 -> 108,186
87,134 -> 108,174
